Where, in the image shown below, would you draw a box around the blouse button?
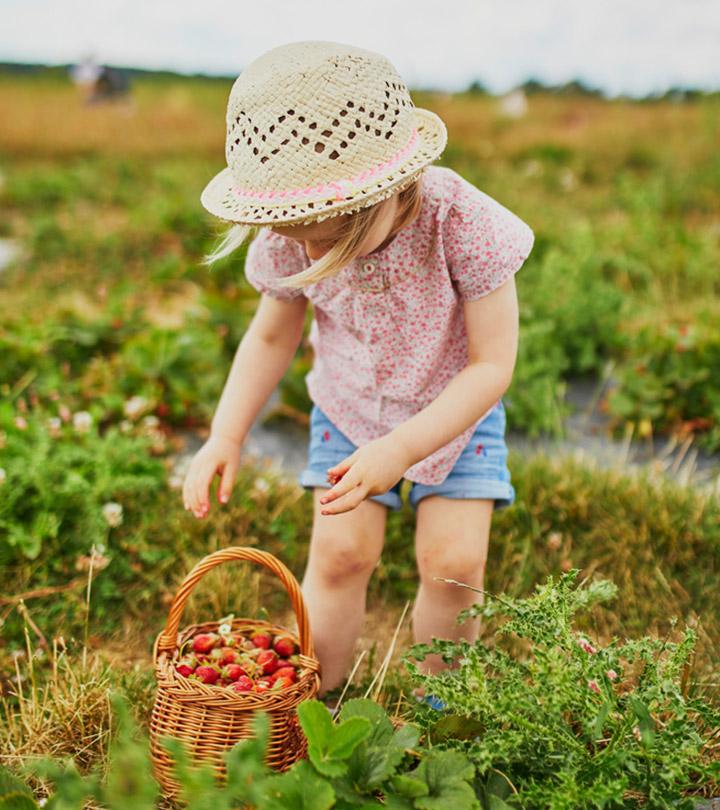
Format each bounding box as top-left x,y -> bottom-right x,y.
362,261 -> 375,274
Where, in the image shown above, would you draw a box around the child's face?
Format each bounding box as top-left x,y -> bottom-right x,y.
270,194 -> 399,261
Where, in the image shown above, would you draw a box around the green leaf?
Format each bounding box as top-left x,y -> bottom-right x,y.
404,750 -> 477,810
224,712 -> 271,805
391,774 -> 430,799
259,760 -> 335,810
0,768 -> 33,799
0,794 -> 40,810
428,714 -> 485,744
298,700 -> 371,777
629,695 -> 656,748
338,700 -> 419,789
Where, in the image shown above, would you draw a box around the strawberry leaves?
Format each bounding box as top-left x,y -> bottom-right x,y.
297,700 -> 371,777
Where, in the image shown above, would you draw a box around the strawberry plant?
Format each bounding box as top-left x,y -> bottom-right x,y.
7,693 -> 479,809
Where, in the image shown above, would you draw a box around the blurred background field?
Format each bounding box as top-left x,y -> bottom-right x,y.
1,62 -> 720,803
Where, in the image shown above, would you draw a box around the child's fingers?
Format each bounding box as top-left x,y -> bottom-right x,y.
320,483 -> 367,516
218,457 -> 239,504
326,454 -> 355,480
319,468 -> 360,505
187,461 -> 217,517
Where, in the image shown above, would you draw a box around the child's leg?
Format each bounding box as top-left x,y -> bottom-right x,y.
412,495 -> 493,675
301,488 -> 387,694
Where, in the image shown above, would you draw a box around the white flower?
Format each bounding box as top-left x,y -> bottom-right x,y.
73,411 -> 93,433
560,168 -> 577,191
218,622 -> 233,637
142,414 -> 160,429
168,473 -> 184,490
0,468 -> 6,485
119,419 -> 133,434
102,501 -> 123,527
124,395 -> 149,420
253,477 -> 270,494
47,417 -> 62,438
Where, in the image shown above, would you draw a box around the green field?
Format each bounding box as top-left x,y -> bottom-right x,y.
1,71 -> 719,806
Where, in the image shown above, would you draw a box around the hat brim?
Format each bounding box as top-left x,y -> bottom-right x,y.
199,106 -> 448,227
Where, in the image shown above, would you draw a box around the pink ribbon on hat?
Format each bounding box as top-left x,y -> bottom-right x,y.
232,128 -> 419,203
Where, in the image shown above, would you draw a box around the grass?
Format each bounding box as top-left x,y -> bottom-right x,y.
0,69 -> 719,799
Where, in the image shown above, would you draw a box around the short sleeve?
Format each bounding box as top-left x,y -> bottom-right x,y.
243,229 -> 309,300
441,190 -> 535,301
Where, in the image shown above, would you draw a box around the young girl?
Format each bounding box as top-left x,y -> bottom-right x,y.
183,40 -> 535,694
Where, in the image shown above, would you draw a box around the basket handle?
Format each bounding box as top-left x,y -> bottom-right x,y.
154,547 -> 314,659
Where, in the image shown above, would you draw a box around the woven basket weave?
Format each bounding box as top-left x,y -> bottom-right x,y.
149,547 -> 321,799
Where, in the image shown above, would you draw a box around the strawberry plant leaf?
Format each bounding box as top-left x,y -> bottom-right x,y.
0,794 -> 40,810
298,700 -> 371,777
259,760 -> 334,810
402,749 -> 477,810
0,768 -> 33,799
338,699 -> 420,789
224,711 -> 272,805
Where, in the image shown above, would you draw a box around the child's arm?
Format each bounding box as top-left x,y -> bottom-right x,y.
320,276 -> 518,515
211,293 -> 309,443
183,293 -> 308,517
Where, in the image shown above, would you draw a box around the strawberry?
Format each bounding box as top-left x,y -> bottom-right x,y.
175,663 -> 195,678
223,663 -> 246,681
192,633 -> 220,654
232,675 -> 254,692
257,650 -> 279,675
251,631 -> 272,649
210,647 -> 238,665
272,676 -> 294,690
195,665 -> 220,685
273,636 -> 296,658
254,679 -> 272,693
274,666 -> 297,683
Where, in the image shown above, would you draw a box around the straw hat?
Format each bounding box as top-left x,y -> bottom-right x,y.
200,40 -> 448,227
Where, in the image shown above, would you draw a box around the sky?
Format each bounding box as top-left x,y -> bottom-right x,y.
2,0 -> 719,98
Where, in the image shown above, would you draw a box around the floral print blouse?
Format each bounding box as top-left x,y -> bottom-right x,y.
244,165 -> 535,485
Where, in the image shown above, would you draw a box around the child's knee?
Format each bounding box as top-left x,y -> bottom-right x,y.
308,525 -> 382,585
416,536 -> 487,586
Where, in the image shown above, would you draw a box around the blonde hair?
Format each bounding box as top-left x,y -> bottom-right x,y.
201,171 -> 425,290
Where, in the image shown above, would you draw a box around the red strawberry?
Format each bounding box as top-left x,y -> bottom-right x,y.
176,663 -> 194,678
232,676 -> 254,692
254,679 -> 272,693
195,666 -> 220,685
223,663 -> 246,681
257,650 -> 279,675
192,633 -> 220,654
210,647 -> 238,664
274,666 -> 297,683
273,676 -> 294,690
251,631 -> 272,649
273,636 -> 296,658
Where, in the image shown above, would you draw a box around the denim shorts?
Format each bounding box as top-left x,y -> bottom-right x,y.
298,400 -> 516,512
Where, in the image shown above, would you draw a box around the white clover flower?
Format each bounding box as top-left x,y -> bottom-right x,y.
73,411 -> 93,433
102,501 -> 123,528
47,416 -> 62,438
168,473 -> 184,490
0,468 -> 6,485
123,395 -> 149,420
253,477 -> 270,494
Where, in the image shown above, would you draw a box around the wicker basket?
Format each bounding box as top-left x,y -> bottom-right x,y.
149,547 -> 321,799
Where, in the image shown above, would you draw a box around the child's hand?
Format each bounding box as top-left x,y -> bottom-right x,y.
182,433 -> 243,519
320,435 -> 411,515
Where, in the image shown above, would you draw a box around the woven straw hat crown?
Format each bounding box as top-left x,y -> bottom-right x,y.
200,40 -> 448,226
